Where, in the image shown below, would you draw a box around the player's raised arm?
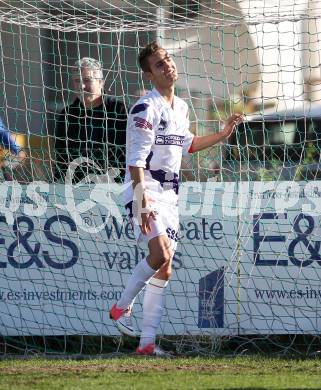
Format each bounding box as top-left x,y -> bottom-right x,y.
189,113 -> 244,153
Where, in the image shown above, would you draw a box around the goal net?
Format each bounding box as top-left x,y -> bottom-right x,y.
1,0 -> 321,356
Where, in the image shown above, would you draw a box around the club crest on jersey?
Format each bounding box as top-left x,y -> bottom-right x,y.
158,117 -> 167,131
133,116 -> 152,130
155,134 -> 184,146
131,103 -> 149,114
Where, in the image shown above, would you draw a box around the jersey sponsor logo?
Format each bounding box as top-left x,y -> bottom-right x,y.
155,134 -> 184,146
131,103 -> 149,114
133,116 -> 152,130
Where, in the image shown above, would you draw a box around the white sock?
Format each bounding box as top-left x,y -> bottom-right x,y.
139,277 -> 168,349
117,258 -> 156,310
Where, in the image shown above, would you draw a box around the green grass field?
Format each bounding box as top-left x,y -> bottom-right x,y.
0,356 -> 321,389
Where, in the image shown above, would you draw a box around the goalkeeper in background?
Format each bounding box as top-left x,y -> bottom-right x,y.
0,116 -> 26,181
54,57 -> 127,183
110,41 -> 243,356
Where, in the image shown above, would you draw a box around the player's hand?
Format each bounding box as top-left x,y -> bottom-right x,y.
222,113 -> 244,139
140,209 -> 157,235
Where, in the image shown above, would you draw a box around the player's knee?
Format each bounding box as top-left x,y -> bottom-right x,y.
154,247 -> 172,268
149,235 -> 173,269
160,262 -> 172,280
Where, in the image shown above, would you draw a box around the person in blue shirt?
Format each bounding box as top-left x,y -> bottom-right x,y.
0,117 -> 26,180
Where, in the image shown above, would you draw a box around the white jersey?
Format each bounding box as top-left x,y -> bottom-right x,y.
123,88 -> 194,206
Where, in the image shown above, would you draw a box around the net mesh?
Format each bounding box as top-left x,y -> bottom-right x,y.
1,0 -> 321,357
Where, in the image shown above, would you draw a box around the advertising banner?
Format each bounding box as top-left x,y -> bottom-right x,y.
0,182 -> 238,336
239,181 -> 321,334
1,180 -> 321,336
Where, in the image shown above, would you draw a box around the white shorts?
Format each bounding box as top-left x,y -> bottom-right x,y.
125,197 -> 179,252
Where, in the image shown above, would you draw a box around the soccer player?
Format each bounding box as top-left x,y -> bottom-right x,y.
110,42 -> 243,356
54,57 -> 127,183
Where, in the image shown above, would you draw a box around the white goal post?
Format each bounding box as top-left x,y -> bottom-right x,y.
0,0 -> 321,356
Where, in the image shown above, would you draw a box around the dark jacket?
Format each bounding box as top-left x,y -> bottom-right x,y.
54,96 -> 127,183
